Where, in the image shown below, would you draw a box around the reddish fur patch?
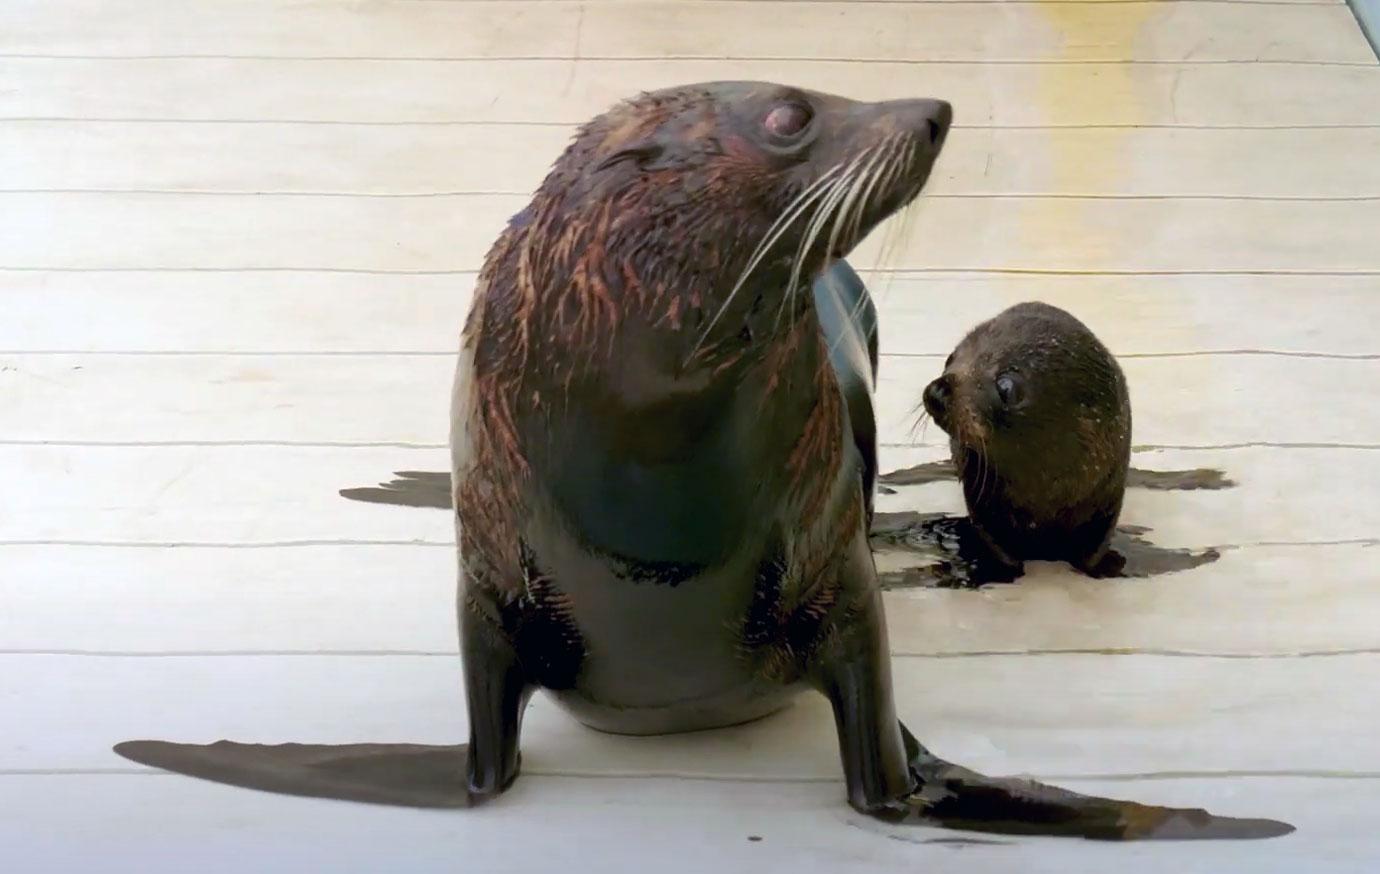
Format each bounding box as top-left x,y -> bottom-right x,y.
785,335 -> 845,522
454,87 -> 806,593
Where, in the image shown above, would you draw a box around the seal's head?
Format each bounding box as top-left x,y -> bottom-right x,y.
922,302 -> 1131,511
506,81 -> 951,365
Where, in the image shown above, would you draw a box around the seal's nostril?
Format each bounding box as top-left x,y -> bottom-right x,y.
923,378 -> 950,415
927,100 -> 953,146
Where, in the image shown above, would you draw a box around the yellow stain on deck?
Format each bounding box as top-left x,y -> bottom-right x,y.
1013,3 -> 1190,347
873,3 -> 1200,347
1024,2 -> 1159,265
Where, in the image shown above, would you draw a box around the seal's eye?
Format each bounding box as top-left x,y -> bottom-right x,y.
995,373 -> 1024,407
764,102 -> 812,139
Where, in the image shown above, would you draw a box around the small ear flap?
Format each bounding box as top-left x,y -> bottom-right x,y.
594,139 -> 668,173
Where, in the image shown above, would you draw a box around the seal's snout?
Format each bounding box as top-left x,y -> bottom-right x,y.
924,100 -> 953,147
877,98 -> 952,149
923,375 -> 952,424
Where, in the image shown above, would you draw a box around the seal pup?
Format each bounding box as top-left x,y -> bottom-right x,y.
922,302 -> 1133,577
116,83 -> 1290,841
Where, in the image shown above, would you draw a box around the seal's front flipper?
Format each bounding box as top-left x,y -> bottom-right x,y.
113,740 -> 471,808
895,725 -> 1295,841
813,564 -> 1294,841
112,580 -> 536,810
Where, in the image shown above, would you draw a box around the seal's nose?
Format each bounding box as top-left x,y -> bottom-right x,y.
926,100 -> 953,147
878,98 -> 952,149
923,375 -> 952,420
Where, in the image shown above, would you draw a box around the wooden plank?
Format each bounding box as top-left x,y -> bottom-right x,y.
0,353 -> 458,445
4,352 -> 1375,446
1,1 -> 1370,63
882,541 -> 1380,657
582,1 -> 1378,64
4,57 -> 1378,127
3,541 -> 1375,657
876,354 -> 1380,447
7,123 -> 1380,198
0,272 -> 476,354
4,192 -> 1379,273
5,651 -> 1377,779
0,0 -> 579,60
5,272 -> 1376,356
0,121 -> 574,196
0,445 -> 1372,547
0,444 -> 459,546
0,545 -> 462,655
869,273 -> 1380,356
1,775 -> 1360,874
876,444 -> 1380,548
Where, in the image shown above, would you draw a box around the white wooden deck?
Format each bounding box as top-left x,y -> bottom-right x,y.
3,1 -> 1378,871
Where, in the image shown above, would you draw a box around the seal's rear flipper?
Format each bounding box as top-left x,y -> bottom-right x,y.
113,740 -> 471,808
898,727 -> 1294,841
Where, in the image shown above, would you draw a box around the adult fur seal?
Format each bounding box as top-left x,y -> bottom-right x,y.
922,302 -> 1131,576
115,83 -> 1289,841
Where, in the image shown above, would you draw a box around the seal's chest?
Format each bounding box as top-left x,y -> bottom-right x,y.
524,531 -> 796,730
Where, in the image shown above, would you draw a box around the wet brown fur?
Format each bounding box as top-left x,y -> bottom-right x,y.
926,302 -> 1132,570
456,86 -> 851,602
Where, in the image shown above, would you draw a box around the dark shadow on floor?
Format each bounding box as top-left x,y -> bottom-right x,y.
338,461 -> 1231,588
339,461 -> 1236,513
340,471 -> 451,510
878,459 -> 1236,491
869,513 -> 1221,590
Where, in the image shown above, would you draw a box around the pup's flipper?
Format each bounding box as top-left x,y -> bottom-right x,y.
113,740 -> 470,808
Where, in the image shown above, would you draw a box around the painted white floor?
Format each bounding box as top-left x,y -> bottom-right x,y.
3,1 -> 1378,871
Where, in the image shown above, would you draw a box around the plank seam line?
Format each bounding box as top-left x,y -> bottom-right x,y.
1,538 -> 1372,549
2,350 -> 1373,360
402,1 -> 1348,6
2,768 -> 1377,783
888,350 -> 1380,360
2,441 -> 1376,450
885,441 -> 1380,450
893,647 -> 1380,659
6,118 -> 1380,131
1,54 -> 1374,66
1127,441 -> 1380,450
0,439 -> 457,449
6,189 -> 1380,203
0,539 -> 457,548
4,267 -> 1380,277
4,648 -> 1378,659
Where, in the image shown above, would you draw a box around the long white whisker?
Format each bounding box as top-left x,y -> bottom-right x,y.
740,164 -> 846,273
874,137 -> 925,277
774,171 -> 854,333
822,144 -> 899,361
682,165 -> 847,363
868,137 -> 923,306
844,135 -> 898,249
784,170 -> 855,323
826,143 -> 889,262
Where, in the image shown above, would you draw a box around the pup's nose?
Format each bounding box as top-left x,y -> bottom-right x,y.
923,375 -> 952,419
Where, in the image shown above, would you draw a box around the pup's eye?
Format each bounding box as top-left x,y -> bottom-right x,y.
995,373 -> 1024,406
764,102 -> 812,138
